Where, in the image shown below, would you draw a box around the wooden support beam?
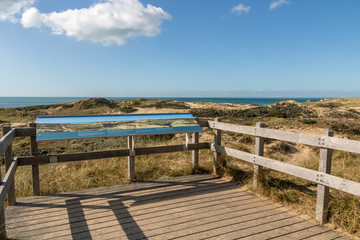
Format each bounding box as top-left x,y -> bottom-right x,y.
316,129 -> 334,224
0,164 -> 6,240
2,126 -> 16,206
128,136 -> 136,181
17,143 -> 210,166
213,118 -> 222,175
29,122 -> 40,196
253,122 -> 265,191
192,132 -> 199,169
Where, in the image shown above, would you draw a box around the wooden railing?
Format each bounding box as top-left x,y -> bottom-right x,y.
207,119 -> 360,225
0,119 -> 360,238
0,126 -> 17,239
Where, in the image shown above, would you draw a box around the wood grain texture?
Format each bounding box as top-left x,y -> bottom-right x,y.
29,122 -> 40,196
2,126 -> 16,206
17,143 -> 210,166
5,175 -> 347,240
128,136 -> 135,181
209,121 -> 360,154
253,122 -> 265,191
316,129 -> 334,224
213,118 -> 221,175
192,132 -> 199,168
0,128 -> 15,157
0,159 -> 18,210
14,127 -> 36,137
211,144 -> 360,196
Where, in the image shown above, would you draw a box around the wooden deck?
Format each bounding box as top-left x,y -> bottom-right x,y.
6,175 -> 347,240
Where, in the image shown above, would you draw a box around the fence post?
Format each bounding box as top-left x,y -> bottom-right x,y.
253,122 -> 265,191
192,132 -> 199,169
3,126 -> 16,206
29,122 -> 40,196
213,118 -> 222,175
0,160 -> 6,240
316,129 -> 334,224
128,136 -> 136,181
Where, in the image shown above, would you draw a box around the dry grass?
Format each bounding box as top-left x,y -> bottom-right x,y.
10,133 -> 214,198
1,97 -> 360,238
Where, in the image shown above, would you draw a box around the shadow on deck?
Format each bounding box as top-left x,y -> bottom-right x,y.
5,175 -> 346,240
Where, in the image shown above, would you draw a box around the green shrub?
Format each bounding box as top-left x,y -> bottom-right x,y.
317,102 -> 342,109
301,119 -> 317,124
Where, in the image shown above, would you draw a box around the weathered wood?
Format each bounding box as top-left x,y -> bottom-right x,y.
17,143 -> 210,166
211,144 -> 360,196
192,132 -> 199,169
0,128 -> 15,157
136,143 -> 209,155
0,159 -> 18,210
2,126 -> 16,206
0,208 -> 5,239
29,123 -> 40,196
209,121 -> 360,154
213,118 -> 222,175
253,122 -> 265,191
128,136 -> 135,181
184,132 -> 192,150
5,175 -> 346,240
316,129 -> 334,224
14,127 -> 36,137
198,120 -> 209,128
0,165 -> 6,240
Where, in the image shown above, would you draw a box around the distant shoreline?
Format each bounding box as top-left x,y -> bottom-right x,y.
0,97 -> 324,109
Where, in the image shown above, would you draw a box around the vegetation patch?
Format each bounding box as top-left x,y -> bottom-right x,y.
75,97 -> 119,109
317,102 -> 343,109
136,99 -> 190,109
191,102 -> 317,119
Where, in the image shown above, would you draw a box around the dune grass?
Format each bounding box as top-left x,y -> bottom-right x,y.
1,97 -> 360,238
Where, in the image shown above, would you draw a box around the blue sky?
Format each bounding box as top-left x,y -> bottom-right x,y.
0,0 -> 359,97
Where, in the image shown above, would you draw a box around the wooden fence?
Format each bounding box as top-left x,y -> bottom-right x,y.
0,119 -> 360,239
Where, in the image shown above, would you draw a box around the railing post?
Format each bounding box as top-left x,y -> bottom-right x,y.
253,122 -> 265,191
213,118 -> 222,175
29,122 -> 40,196
0,164 -> 6,240
128,136 -> 136,181
316,129 -> 334,224
3,126 -> 16,206
192,132 -> 199,169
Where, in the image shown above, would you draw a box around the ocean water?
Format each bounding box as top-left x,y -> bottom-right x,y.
0,97 -> 323,108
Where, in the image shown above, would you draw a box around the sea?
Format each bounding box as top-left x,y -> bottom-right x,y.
0,97 -> 323,108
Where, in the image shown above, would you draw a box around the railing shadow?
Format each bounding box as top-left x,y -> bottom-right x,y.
10,175 -> 239,239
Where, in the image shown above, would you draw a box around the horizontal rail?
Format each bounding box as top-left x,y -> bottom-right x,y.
15,127 -> 36,137
0,129 -> 15,156
209,121 -> 360,155
17,142 -> 210,166
211,144 -> 360,196
0,158 -> 18,210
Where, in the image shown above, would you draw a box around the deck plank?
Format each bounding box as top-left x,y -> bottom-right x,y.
5,175 -> 348,240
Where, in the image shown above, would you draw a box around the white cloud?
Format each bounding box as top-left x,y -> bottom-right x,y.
232,3 -> 251,15
269,0 -> 290,10
21,0 -> 171,46
0,0 -> 35,22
